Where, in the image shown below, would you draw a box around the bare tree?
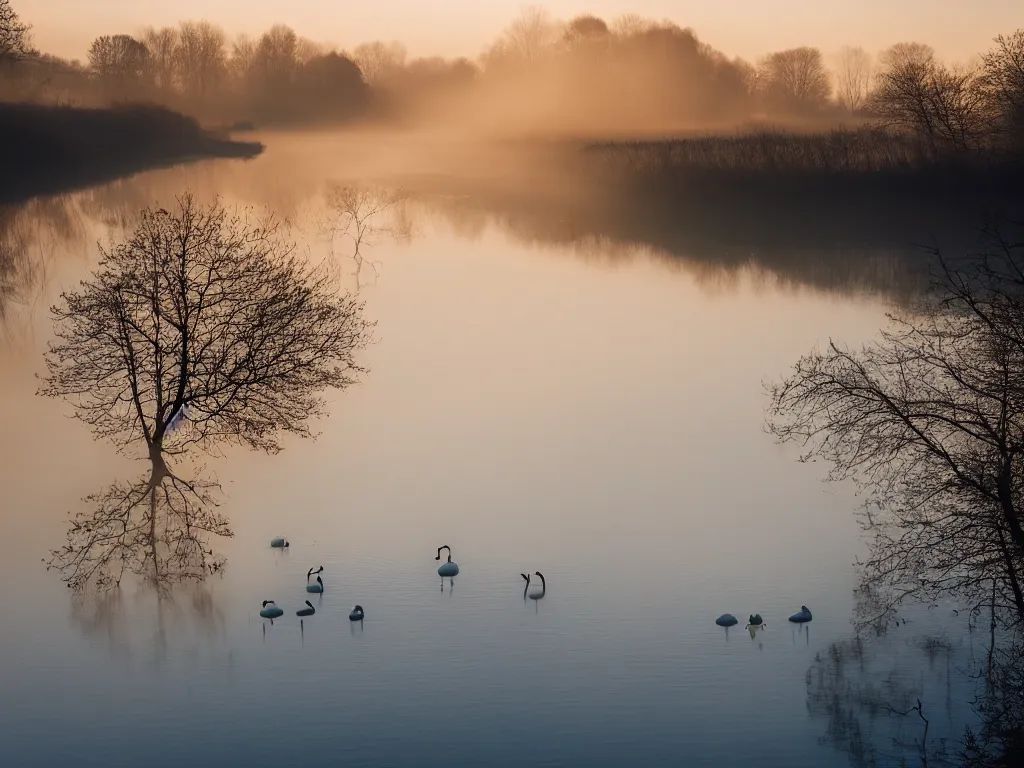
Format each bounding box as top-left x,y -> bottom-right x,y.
483,6 -> 561,70
174,21 -> 226,102
295,37 -> 327,66
40,194 -> 372,464
141,26 -> 178,92
835,45 -> 872,113
323,185 -> 410,288
351,40 -> 406,84
0,0 -> 31,61
872,42 -> 993,154
252,24 -> 298,93
981,30 -> 1024,151
88,34 -> 150,89
610,13 -> 652,39
758,47 -> 831,113
227,33 -> 256,87
766,226 -> 1024,627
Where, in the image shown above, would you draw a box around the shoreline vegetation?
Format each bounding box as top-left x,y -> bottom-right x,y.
0,102 -> 263,204
1,1 -> 1022,204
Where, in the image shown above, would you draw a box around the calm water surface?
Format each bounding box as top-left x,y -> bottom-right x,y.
0,147 -> 981,766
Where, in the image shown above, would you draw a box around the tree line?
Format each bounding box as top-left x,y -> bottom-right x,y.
2,0 -> 1023,150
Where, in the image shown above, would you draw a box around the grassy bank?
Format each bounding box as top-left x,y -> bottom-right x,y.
581,128 -> 1024,202
0,103 -> 264,204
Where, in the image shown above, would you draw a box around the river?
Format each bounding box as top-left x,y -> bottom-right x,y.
0,135 -> 988,767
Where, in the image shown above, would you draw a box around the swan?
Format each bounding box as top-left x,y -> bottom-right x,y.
296,600 -> 315,617
436,545 -> 459,577
270,538 -> 289,548
788,605 -> 813,623
528,571 -> 546,600
306,574 -> 324,594
259,600 -> 284,619
349,605 -> 364,621
716,614 -> 739,627
747,613 -> 765,628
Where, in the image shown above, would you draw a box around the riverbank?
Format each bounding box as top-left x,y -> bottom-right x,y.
580,128 -> 1024,203
0,103 -> 264,205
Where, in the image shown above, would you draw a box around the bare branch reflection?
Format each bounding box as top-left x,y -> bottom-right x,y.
47,463 -> 231,592
322,184 -> 412,288
0,196 -> 85,341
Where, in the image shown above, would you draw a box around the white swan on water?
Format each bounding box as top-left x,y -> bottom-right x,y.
522,571 -> 546,600
259,600 -> 284,619
270,537 -> 289,548
306,567 -> 324,593
716,614 -> 739,627
788,606 -> 813,623
349,605 -> 364,621
436,545 -> 459,577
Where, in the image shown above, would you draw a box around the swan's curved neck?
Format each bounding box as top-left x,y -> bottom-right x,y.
438,546 -> 452,562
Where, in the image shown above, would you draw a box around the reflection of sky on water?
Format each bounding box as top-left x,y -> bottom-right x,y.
0,153 -> 992,767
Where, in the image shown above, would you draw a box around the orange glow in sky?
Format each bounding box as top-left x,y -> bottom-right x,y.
22,0 -> 1022,64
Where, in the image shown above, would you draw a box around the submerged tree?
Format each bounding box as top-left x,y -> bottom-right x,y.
766,224 -> 1024,627
323,184 -> 410,288
41,195 -> 371,589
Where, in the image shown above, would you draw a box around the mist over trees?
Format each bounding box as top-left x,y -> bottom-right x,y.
1,0 -> 1023,157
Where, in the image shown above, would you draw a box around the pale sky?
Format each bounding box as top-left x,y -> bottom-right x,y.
19,0 -> 1022,65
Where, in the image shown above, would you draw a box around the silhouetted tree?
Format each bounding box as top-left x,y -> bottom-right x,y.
88,34 -> 150,91
964,642 -> 1024,767
39,194 -> 372,465
174,21 -> 226,102
835,45 -> 872,113
0,0 -> 31,61
351,40 -> 406,83
758,47 -> 831,113
872,42 -> 992,154
981,30 -> 1024,152
294,52 -> 367,120
252,24 -> 298,94
767,226 -> 1024,627
482,6 -> 561,70
228,32 -> 256,84
141,26 -> 178,92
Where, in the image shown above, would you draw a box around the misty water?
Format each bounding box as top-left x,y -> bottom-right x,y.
0,143 -> 987,767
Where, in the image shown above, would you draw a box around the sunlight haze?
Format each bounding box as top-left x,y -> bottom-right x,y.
23,0 -> 1021,64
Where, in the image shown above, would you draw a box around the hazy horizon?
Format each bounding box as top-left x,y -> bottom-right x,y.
22,0 -> 1022,66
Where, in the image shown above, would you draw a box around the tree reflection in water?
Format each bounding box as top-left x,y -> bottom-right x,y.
69,580 -> 227,671
0,196 -> 85,342
807,633 -> 959,767
47,465 -> 230,592
37,195 -> 372,600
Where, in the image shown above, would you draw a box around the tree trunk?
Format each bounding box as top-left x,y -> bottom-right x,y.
996,526 -> 1024,621
996,464 -> 1024,553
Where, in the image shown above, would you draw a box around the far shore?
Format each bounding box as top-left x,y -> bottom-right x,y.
0,102 -> 264,205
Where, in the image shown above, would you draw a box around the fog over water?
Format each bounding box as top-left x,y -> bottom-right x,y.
0,139 -> 995,766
